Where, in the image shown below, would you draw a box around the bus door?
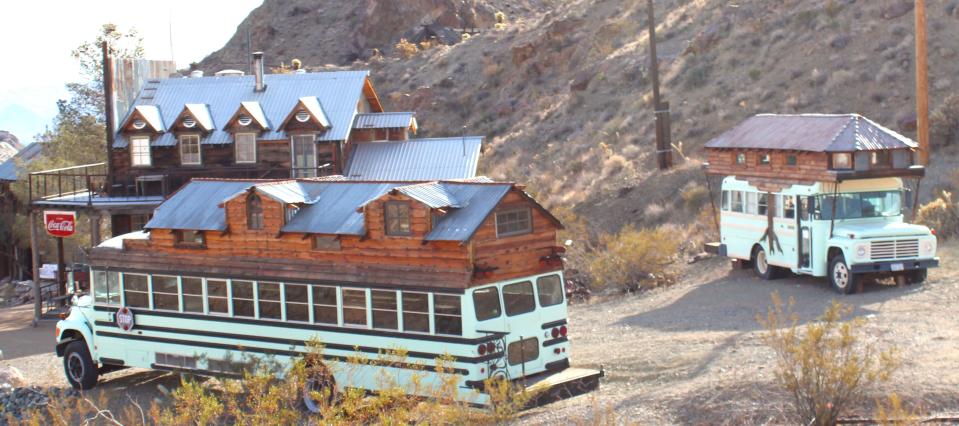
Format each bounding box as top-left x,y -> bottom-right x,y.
471,285 -> 510,381
797,195 -> 814,271
770,194 -> 797,268
500,281 -> 545,381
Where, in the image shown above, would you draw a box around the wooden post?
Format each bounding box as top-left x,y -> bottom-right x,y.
57,237 -> 65,301
90,212 -> 101,247
29,211 -> 40,326
646,0 -> 672,170
915,0 -> 929,165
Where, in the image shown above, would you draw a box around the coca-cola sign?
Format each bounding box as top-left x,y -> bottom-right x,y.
43,210 -> 76,238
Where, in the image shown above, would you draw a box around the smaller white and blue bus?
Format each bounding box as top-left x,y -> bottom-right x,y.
718,176 -> 938,293
55,240 -> 601,409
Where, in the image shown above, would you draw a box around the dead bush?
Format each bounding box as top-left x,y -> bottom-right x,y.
915,191 -> 959,239
681,183 -> 710,213
931,94 -> 959,148
394,38 -> 418,59
587,225 -> 680,292
758,293 -> 899,426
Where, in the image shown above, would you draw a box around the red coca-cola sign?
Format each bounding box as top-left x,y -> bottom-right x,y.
43,210 -> 76,237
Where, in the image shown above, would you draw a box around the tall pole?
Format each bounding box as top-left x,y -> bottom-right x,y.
102,42 -> 116,190
915,0 -> 929,165
646,0 -> 672,170
29,211 -> 40,326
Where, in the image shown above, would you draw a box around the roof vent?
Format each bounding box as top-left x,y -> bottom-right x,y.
294,68 -> 307,74
214,69 -> 245,77
132,119 -> 147,130
190,70 -> 204,78
295,110 -> 311,123
183,117 -> 197,128
237,115 -> 253,126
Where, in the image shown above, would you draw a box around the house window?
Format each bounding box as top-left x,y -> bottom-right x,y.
495,207 -> 532,237
235,133 -> 257,163
312,286 -> 337,324
131,214 -> 151,231
832,153 -> 852,170
787,155 -> 798,166
735,152 -> 746,165
247,194 -> 264,230
401,292 -> 430,333
284,206 -> 299,224
174,230 -> 205,247
870,151 -> 889,167
384,201 -> 412,236
759,154 -> 771,165
433,294 -> 462,336
371,290 -> 398,330
179,134 -> 201,165
292,134 -> 316,178
130,137 -> 151,167
284,283 -> 310,322
312,236 -> 341,251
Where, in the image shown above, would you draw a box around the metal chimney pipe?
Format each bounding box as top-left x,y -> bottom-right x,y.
253,52 -> 266,92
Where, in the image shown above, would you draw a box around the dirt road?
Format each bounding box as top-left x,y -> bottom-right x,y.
3,246 -> 958,424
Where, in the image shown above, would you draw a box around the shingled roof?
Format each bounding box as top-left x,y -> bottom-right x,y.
705,114 -> 917,153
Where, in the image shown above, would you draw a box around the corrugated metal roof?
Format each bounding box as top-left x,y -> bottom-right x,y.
282,182 -> 397,235
0,142 -> 43,182
114,71 -> 369,148
424,183 -> 511,241
144,180 -> 253,231
298,96 -> 330,128
184,103 -> 214,131
395,182 -> 461,208
353,112 -> 415,129
240,101 -> 270,129
134,105 -> 165,132
344,137 -> 482,181
705,114 -> 917,152
255,180 -> 315,204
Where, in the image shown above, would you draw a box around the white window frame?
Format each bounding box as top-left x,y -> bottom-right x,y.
179,134 -> 202,165
291,134 -> 317,178
130,137 -> 152,167
235,132 -> 257,164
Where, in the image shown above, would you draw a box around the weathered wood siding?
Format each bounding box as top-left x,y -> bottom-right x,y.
706,149 -> 829,183
349,128 -> 409,142
471,190 -> 561,284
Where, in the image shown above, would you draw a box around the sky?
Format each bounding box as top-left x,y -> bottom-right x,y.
0,0 -> 263,144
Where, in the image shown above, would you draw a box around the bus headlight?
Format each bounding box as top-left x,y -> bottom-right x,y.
921,240 -> 935,256
855,244 -> 868,259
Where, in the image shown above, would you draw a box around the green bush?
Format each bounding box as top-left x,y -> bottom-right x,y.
915,191 -> 959,239
587,225 -> 679,292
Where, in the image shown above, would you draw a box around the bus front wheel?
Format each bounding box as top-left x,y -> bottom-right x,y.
752,246 -> 780,280
62,340 -> 98,390
907,268 -> 927,285
829,255 -> 858,294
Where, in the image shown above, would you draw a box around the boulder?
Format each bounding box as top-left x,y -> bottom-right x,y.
570,72 -> 593,92
881,1 -> 913,20
0,366 -> 26,388
830,34 -> 851,50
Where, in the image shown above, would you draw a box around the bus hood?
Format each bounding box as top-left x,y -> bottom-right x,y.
832,221 -> 932,239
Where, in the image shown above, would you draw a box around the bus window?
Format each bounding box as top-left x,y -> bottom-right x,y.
783,196 -> 796,219
312,286 -> 337,324
207,280 -> 229,315
182,277 -> 203,313
433,294 -> 462,335
284,284 -> 309,322
258,282 -> 282,320
402,292 -> 430,332
758,194 -> 768,216
504,281 -> 535,316
342,289 -> 368,327
507,337 -> 539,366
536,275 -> 564,307
721,191 -> 730,211
152,275 -> 179,311
232,280 -> 255,317
123,273 -> 149,308
730,191 -> 744,212
745,192 -> 758,215
93,270 -> 120,304
371,290 -> 399,330
473,287 -> 501,321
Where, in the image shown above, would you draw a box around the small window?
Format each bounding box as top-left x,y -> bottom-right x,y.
401,292 -> 429,333
285,283 -> 310,322
433,294 -> 462,336
130,137 -> 152,167
342,289 -> 368,327
832,152 -> 852,170
787,155 -> 797,166
207,279 -> 229,315
179,134 -> 201,165
745,192 -> 759,215
231,280 -> 255,317
473,287 -> 502,321
371,290 -> 398,330
758,193 -> 769,216
122,273 -> 149,308
93,271 -> 121,305
759,154 -> 771,165
783,195 -> 796,219
285,206 -> 299,224
730,191 -> 744,212
503,281 -> 535,316
870,151 -> 889,167
312,286 -> 338,324
174,230 -> 205,247
735,152 -> 746,165
536,275 -> 564,307
495,207 -> 532,237
312,236 -> 341,251
384,201 -> 412,236
507,337 -> 539,366
235,133 -> 257,163
182,277 -> 203,313
152,275 -> 179,311
258,282 -> 281,320
721,190 -> 730,211
247,194 -> 264,230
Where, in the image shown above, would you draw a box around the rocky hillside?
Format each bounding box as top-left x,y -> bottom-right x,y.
0,131 -> 22,164
199,0 -> 959,233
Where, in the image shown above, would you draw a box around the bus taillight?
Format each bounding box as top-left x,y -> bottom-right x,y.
478,344 -> 487,356
560,325 -> 568,337
551,327 -> 560,339
486,342 -> 495,354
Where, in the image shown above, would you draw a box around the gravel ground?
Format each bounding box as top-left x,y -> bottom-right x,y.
3,245 -> 959,424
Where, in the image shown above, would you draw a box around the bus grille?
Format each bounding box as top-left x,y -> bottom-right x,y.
870,239 -> 919,260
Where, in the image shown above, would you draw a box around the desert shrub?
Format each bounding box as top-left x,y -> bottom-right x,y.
759,293 -> 899,426
602,154 -> 627,178
495,11 -> 507,27
644,203 -> 667,223
915,191 -> 959,239
748,69 -> 761,81
683,56 -> 712,89
681,183 -> 710,213
394,38 -> 418,59
931,94 -> 959,148
587,225 -> 680,292
874,393 -> 922,426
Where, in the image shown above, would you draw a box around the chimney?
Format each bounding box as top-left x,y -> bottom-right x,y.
253,52 -> 266,92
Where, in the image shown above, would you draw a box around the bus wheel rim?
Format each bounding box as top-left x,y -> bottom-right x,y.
757,251 -> 768,274
67,353 -> 84,382
834,263 -> 849,288
303,378 -> 325,413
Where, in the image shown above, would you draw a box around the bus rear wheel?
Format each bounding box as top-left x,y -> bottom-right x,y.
829,255 -> 858,294
63,340 -> 98,390
752,246 -> 780,280
301,367 -> 336,414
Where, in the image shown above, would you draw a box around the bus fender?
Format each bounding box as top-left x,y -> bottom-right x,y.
55,318 -> 96,359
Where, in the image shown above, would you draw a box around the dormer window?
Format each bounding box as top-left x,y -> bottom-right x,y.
285,205 -> 299,223
247,194 -> 264,230
237,115 -> 253,127
174,230 -> 205,248
131,137 -> 151,167
384,201 -> 412,236
132,119 -> 147,130
236,133 -> 257,163
182,116 -> 197,129
831,153 -> 852,170
295,110 -> 311,123
179,134 -> 201,165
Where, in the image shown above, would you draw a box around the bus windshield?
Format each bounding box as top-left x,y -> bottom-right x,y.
818,191 -> 902,220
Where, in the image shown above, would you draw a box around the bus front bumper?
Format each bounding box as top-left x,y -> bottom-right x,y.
850,258 -> 939,274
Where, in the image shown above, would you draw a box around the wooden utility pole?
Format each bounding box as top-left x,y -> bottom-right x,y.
646,0 -> 672,170
915,0 -> 930,165
29,211 -> 40,326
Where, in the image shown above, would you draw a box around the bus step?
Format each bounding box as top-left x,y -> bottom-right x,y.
523,367 -> 604,408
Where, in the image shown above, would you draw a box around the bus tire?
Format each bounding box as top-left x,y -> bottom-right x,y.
907,268 -> 927,285
63,340 -> 98,390
828,254 -> 858,294
752,246 -> 777,280
301,366 -> 336,414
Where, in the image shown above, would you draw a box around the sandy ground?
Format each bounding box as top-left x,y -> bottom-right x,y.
2,245 -> 959,424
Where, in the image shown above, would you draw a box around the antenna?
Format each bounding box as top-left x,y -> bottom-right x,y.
168,7 -> 175,64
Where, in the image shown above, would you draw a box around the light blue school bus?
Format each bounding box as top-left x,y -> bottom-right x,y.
54,247 -> 601,409
718,176 -> 939,293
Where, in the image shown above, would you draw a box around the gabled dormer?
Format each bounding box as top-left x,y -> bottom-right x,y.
280,96 -> 330,132
223,102 -> 270,165
171,104 -> 214,133
120,105 -> 165,167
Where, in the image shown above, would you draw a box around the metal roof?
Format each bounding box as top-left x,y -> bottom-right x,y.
353,112 -> 416,129
183,103 -> 214,131
297,96 -> 331,128
344,137 -> 482,181
423,184 -> 511,241
254,180 -> 316,205
128,105 -> 165,132
144,180 -> 253,231
114,71 -> 370,148
705,114 -> 917,153
240,101 -> 270,129
282,182 -> 397,235
0,142 -> 43,182
395,182 -> 461,208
